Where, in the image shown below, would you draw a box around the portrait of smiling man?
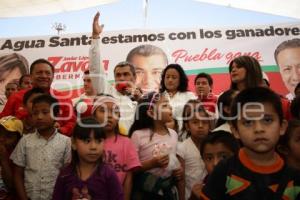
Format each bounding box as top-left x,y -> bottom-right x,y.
274,38 -> 300,100
126,44 -> 168,92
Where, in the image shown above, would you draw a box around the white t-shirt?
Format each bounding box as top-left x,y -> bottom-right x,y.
177,137 -> 207,199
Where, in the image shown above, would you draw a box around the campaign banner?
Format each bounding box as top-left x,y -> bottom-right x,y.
1,22 -> 300,99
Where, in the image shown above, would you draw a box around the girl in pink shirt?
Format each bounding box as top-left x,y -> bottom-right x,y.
129,92 -> 184,200
92,94 -> 141,200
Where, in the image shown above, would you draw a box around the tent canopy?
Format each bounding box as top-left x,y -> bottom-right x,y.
0,0 -> 118,18
195,0 -> 300,19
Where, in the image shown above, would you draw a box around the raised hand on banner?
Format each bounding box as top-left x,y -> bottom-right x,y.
92,12 -> 104,39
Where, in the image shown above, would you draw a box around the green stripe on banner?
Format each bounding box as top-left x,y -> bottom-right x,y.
184,65 -> 279,75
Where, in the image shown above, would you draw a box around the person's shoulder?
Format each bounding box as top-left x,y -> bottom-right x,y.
117,135 -> 132,143
59,164 -> 74,177
98,163 -> 118,178
23,132 -> 38,140
132,128 -> 151,136
168,128 -> 178,137
10,89 -> 28,99
286,167 -> 300,180
56,131 -> 71,140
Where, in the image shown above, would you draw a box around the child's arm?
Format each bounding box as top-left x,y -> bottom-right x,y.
123,171 -> 132,200
0,144 -> 13,190
89,12 -> 108,95
14,164 -> 28,200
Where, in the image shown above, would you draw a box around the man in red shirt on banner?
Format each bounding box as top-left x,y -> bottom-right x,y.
0,59 -> 76,136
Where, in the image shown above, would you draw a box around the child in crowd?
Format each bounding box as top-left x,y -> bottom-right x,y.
194,73 -> 217,113
52,117 -> 124,200
177,100 -> 212,199
10,94 -> 71,200
22,88 -> 45,134
190,130 -> 239,200
0,116 -> 23,199
214,89 -> 239,133
200,130 -> 239,178
200,87 -> 300,199
92,94 -> 141,200
129,92 -> 184,200
277,119 -> 300,171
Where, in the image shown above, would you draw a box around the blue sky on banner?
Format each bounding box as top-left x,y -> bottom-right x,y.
0,0 -> 299,38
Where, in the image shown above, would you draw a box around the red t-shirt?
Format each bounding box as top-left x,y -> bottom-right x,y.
198,93 -> 218,113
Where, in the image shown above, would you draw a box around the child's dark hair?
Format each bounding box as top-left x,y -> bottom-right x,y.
71,117 -> 106,170
278,120 -> 300,152
230,87 -> 283,129
23,87 -> 45,105
194,72 -> 213,86
32,94 -> 60,117
200,130 -> 240,157
181,99 -> 211,138
216,89 -> 237,127
290,96 -> 300,120
129,92 -> 164,139
159,64 -> 189,93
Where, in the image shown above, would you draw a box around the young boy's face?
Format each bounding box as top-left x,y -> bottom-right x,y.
31,102 -> 55,132
202,142 -> 234,174
232,102 -> 287,154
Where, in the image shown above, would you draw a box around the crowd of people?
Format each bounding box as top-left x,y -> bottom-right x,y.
0,12 -> 300,200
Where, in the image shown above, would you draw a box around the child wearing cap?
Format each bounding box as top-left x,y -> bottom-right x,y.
0,116 -> 23,199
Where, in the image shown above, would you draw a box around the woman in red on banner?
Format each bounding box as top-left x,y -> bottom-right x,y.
0,59 -> 76,136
